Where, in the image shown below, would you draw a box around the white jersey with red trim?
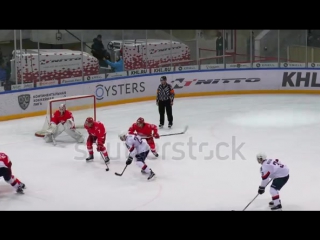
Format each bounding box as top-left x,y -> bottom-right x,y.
125,134 -> 150,157
260,159 -> 289,187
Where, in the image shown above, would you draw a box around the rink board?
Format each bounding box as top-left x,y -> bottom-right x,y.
1,68 -> 320,121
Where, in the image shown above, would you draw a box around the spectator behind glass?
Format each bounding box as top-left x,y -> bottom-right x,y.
104,55 -> 123,72
215,31 -> 227,64
0,62 -> 6,86
91,34 -> 110,60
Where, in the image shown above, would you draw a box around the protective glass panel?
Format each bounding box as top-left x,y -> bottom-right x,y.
279,30 -> 307,68
0,30 -> 14,91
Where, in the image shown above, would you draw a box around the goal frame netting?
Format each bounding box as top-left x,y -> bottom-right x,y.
35,94 -> 96,137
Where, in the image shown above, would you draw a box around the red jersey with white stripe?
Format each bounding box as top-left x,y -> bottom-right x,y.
128,123 -> 158,137
260,159 -> 289,187
0,152 -> 12,169
51,110 -> 74,125
84,121 -> 106,138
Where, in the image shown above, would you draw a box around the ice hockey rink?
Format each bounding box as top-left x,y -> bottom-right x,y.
0,94 -> 319,210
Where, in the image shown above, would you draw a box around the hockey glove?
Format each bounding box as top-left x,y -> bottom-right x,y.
126,156 -> 133,165
97,144 -> 104,152
153,133 -> 160,139
258,186 -> 265,194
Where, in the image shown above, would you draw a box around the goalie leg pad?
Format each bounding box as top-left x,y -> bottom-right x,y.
65,127 -> 84,143
65,119 -> 83,142
44,124 -> 63,142
44,134 -> 53,143
46,123 -> 57,134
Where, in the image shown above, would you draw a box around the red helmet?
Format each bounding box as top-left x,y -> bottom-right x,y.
85,117 -> 94,127
136,117 -> 144,127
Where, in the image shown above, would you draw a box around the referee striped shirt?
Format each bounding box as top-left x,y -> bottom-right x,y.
156,83 -> 175,102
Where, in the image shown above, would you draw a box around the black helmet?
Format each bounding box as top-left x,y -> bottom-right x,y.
160,76 -> 167,81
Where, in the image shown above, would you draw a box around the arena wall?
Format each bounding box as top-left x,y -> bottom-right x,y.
1,68 -> 320,121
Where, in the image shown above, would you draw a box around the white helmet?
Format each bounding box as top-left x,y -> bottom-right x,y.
118,132 -> 127,141
256,153 -> 267,164
59,103 -> 66,113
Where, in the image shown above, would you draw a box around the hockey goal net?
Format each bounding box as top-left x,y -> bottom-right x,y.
35,94 -> 96,137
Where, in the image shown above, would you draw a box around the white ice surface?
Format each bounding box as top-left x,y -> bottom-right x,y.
0,94 -> 319,210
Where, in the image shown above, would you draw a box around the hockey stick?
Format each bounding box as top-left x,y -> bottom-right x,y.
140,125 -> 189,138
160,125 -> 188,137
99,152 -> 109,171
132,126 -> 189,140
240,179 -> 272,211
95,143 -> 109,171
115,164 -> 128,176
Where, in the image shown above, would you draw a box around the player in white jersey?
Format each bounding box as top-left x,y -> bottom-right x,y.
119,133 -> 156,180
257,153 -> 289,211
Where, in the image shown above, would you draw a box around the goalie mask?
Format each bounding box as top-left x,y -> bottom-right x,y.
85,117 -> 94,128
59,104 -> 66,114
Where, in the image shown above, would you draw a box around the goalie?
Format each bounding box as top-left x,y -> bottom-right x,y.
44,104 -> 84,143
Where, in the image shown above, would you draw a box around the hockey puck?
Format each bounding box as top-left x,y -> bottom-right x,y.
106,168 -> 109,171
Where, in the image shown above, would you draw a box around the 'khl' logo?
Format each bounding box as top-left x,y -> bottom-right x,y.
18,94 -> 30,110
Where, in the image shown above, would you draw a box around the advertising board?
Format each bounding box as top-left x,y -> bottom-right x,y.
167,69 -> 278,93
175,65 -> 198,71
85,74 -> 106,81
36,80 -> 58,87
2,68 -> 320,120
280,71 -> 320,89
105,72 -> 127,78
0,74 -> 158,117
61,77 -> 83,84
11,83 -> 34,90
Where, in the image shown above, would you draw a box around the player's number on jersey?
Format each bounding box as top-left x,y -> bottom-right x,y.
134,136 -> 142,144
0,153 -> 6,159
272,159 -> 284,168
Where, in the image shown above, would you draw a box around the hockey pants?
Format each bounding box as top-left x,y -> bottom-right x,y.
146,138 -> 156,152
0,167 -> 23,190
87,134 -> 108,157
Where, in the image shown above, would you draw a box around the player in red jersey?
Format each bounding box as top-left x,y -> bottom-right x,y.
128,117 -> 159,157
0,152 -> 25,194
44,104 -> 84,143
84,117 -> 110,163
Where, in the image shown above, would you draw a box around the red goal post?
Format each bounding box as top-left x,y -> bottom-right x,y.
35,94 -> 96,137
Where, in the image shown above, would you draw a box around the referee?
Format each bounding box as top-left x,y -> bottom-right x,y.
156,76 -> 175,128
